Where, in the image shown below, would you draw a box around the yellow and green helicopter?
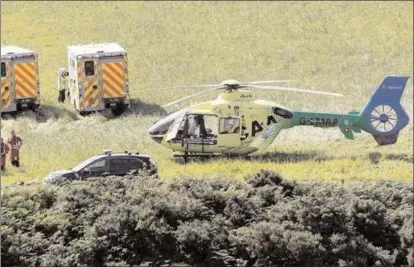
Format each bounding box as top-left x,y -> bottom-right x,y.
146,76 -> 410,162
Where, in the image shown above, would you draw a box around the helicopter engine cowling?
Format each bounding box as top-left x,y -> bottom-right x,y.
273,107 -> 293,119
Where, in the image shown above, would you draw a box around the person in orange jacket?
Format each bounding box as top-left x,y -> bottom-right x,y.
7,130 -> 23,167
1,137 -> 10,171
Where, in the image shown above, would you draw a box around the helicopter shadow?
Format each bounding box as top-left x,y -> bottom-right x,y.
368,152 -> 413,165
0,104 -> 79,123
249,151 -> 335,163
174,151 -> 334,165
68,99 -> 168,120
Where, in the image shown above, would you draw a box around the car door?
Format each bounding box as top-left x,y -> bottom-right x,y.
108,157 -> 144,176
81,158 -> 109,178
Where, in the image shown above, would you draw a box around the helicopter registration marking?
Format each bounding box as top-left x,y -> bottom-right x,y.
299,117 -> 339,126
251,115 -> 278,137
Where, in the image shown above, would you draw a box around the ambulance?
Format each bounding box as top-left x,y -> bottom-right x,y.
66,43 -> 130,115
1,46 -> 40,114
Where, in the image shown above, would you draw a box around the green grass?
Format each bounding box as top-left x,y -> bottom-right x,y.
1,1 -> 413,184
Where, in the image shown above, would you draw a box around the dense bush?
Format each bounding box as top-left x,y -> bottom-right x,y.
1,170 -> 413,267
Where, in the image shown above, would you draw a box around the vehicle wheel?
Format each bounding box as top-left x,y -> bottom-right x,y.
111,105 -> 126,116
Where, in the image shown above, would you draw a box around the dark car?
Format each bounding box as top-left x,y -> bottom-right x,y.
44,150 -> 157,184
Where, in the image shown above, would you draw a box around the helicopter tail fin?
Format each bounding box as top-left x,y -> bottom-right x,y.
358,76 -> 410,145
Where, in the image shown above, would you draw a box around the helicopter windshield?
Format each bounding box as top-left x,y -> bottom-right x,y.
168,114 -> 218,144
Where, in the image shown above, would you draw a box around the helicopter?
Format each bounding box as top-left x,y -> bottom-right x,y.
146,76 -> 410,162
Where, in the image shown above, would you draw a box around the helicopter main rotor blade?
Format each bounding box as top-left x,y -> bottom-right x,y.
137,80 -> 295,93
242,80 -> 296,84
157,84 -> 221,90
245,84 -> 343,97
135,84 -> 222,93
162,86 -> 224,108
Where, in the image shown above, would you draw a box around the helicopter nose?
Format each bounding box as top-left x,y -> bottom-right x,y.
149,123 -> 168,144
148,109 -> 185,144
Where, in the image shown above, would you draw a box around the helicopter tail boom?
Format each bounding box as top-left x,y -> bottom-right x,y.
357,76 -> 410,145
291,76 -> 410,145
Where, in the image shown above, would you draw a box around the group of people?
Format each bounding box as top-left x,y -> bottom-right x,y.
1,130 -> 23,172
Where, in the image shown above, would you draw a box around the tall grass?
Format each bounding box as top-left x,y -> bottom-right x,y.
1,1 -> 413,184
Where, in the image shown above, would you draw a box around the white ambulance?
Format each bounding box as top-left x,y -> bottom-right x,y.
1,46 -> 40,114
66,43 -> 130,115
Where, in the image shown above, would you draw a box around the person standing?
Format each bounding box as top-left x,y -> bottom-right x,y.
1,137 -> 10,171
7,130 -> 23,167
57,67 -> 69,103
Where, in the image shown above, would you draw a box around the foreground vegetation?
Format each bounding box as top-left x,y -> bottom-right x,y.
1,170 -> 413,266
0,1 -> 412,184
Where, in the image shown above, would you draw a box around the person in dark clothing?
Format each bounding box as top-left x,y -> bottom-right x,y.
1,137 -> 10,171
7,130 -> 23,167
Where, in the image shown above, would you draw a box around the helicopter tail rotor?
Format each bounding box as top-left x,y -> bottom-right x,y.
358,76 -> 410,145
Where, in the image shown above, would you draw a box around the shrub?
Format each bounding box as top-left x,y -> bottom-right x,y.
1,171 -> 412,267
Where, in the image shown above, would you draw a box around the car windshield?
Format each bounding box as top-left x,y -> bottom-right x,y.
71,156 -> 102,172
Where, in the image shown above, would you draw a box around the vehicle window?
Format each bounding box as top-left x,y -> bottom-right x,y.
86,159 -> 107,170
184,114 -> 218,139
84,61 -> 94,76
219,117 -> 240,134
110,158 -> 143,173
1,62 -> 6,77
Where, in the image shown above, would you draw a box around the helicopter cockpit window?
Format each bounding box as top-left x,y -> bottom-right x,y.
186,115 -> 218,139
219,117 -> 240,134
170,114 -> 218,143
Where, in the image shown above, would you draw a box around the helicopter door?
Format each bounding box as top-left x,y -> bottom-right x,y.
166,111 -> 187,142
217,117 -> 242,147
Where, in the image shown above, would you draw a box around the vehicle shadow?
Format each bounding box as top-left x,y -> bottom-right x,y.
98,99 -> 168,120
127,99 -> 168,116
0,104 -> 79,123
174,151 -> 334,165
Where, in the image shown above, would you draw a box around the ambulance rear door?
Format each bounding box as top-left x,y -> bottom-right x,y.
1,59 -> 14,112
78,58 -> 103,111
100,56 -> 126,105
12,56 -> 39,101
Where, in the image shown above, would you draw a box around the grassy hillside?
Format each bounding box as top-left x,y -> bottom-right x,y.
1,1 -> 413,184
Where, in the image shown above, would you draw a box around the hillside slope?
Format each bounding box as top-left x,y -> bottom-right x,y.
1,1 -> 413,183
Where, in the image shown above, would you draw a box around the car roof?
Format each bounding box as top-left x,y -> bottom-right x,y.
99,152 -> 151,159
